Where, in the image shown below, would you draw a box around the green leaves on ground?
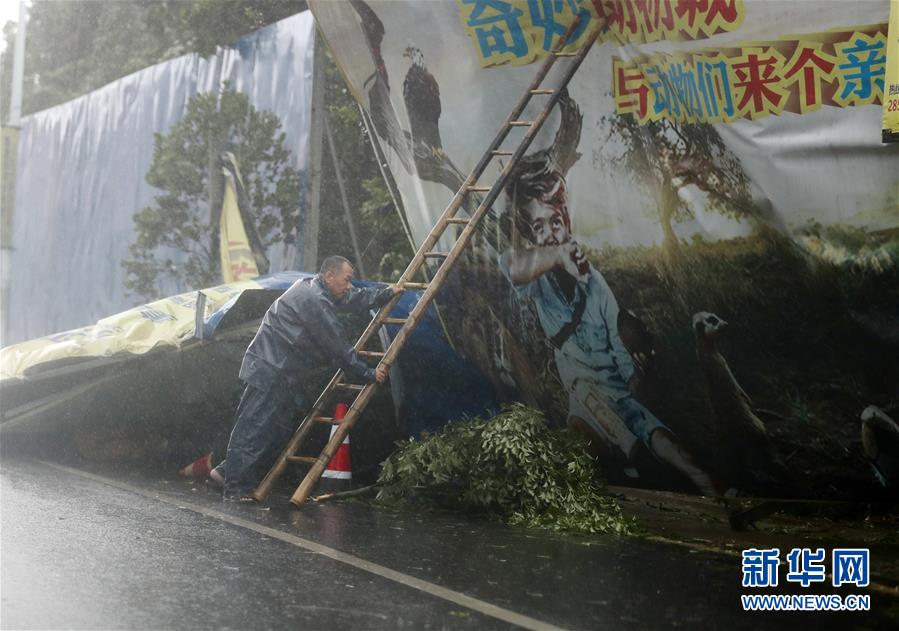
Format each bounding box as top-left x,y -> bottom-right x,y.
377,404 -> 634,535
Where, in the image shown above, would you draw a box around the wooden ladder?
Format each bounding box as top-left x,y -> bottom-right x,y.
253,16 -> 602,506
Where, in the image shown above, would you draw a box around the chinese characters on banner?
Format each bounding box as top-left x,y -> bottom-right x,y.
459,0 -> 596,66
459,2 -> 888,123
613,26 -> 888,123
459,0 -> 748,67
592,0 -> 744,43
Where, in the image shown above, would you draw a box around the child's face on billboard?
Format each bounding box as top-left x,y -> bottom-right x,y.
524,196 -> 569,246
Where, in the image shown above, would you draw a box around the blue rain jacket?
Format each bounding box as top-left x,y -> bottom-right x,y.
238,275 -> 394,391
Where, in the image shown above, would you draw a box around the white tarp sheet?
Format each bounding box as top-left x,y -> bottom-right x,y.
8,11 -> 315,344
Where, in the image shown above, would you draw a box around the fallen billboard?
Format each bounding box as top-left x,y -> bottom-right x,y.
310,0 -> 899,497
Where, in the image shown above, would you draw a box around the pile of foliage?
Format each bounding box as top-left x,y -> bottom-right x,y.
376,404 -> 633,535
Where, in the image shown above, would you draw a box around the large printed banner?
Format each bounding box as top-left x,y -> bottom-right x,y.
312,1 -> 899,498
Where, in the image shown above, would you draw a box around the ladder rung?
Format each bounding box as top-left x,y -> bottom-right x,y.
509,121 -> 533,127
491,150 -> 513,156
554,51 -> 578,57
404,282 -> 429,290
423,251 -> 449,258
287,456 -> 317,465
313,416 -> 342,425
335,383 -> 365,391
382,317 -> 408,324
446,217 -> 470,224
530,89 -> 556,95
466,186 -> 491,192
358,350 -> 385,358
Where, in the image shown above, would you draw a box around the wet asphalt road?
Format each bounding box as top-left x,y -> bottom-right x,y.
1,457 -> 894,630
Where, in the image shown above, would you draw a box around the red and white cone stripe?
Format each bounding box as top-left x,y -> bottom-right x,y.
178,452 -> 213,478
322,403 -> 352,480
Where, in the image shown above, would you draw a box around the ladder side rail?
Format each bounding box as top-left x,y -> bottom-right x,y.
395,194 -> 471,282
464,19 -> 604,255
348,292 -> 405,356
353,18 -> 591,356
460,24 -> 603,234
380,25 -> 603,368
252,369 -> 346,501
458,15 -> 583,193
289,386 -> 378,505
458,15 -> 595,200
347,176 -> 477,355
390,17 -> 584,290
313,21 -> 606,464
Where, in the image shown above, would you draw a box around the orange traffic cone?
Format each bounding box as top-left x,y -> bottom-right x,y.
319,403 -> 352,493
178,452 -> 213,478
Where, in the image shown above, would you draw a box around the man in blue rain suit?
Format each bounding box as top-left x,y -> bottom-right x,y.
213,255 -> 401,501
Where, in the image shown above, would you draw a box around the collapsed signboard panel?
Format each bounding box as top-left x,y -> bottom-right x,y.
0,273 -> 496,470
311,0 -> 899,497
